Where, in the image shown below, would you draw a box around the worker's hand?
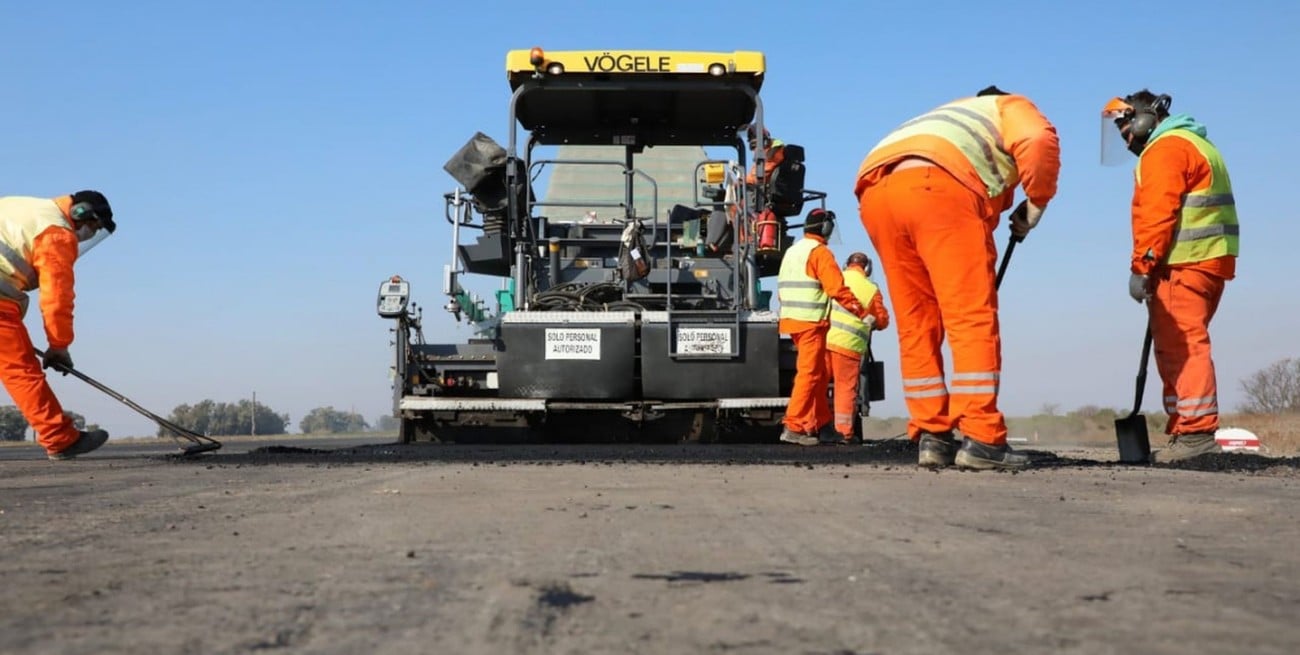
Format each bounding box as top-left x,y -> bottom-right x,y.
1128,273 -> 1152,303
1008,200 -> 1045,239
42,348 -> 74,375
864,315 -> 877,330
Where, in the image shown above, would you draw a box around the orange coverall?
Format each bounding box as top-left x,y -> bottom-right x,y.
1132,137 -> 1236,436
0,196 -> 81,452
780,235 -> 867,436
853,95 -> 1060,446
825,265 -> 890,439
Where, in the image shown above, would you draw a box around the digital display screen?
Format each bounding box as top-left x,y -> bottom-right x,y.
388,284 -> 401,292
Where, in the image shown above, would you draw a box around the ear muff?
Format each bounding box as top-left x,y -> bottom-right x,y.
69,198 -> 116,233
70,201 -> 98,222
1124,93 -> 1172,151
807,209 -> 835,238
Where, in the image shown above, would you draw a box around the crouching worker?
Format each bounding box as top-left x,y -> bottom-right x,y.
0,191 -> 115,460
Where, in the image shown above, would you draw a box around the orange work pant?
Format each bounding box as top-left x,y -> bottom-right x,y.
0,301 -> 79,451
1149,268 -> 1225,436
825,349 -> 862,438
784,326 -> 831,435
858,166 -> 1007,445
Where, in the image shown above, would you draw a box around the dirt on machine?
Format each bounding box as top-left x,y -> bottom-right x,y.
375,48 -> 875,444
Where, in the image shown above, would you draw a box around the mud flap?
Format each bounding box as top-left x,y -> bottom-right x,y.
863,359 -> 886,403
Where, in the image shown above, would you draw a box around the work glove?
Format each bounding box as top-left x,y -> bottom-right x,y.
1128,273 -> 1152,303
1008,200 -> 1045,239
864,315 -> 877,330
42,348 -> 74,375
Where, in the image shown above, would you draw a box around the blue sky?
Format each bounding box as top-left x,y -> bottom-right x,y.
3,1 -> 1297,437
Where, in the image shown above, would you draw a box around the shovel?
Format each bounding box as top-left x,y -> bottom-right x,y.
33,348 -> 222,456
1114,323 -> 1153,464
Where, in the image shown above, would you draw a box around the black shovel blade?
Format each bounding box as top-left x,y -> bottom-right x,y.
180,441 -> 223,456
1114,413 -> 1151,464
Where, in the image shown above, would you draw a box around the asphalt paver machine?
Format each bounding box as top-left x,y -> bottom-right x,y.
377,48 -> 831,442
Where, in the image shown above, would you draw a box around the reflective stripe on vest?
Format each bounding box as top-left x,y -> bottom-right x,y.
875,96 -> 1017,198
0,196 -> 74,298
778,238 -> 829,322
826,268 -> 878,355
0,240 -> 36,287
1137,129 -> 1239,265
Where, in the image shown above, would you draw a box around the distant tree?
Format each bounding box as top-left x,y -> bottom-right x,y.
0,405 -> 28,441
1038,402 -> 1060,417
164,399 -> 288,436
374,415 -> 399,432
299,406 -> 369,434
1240,358 -> 1300,414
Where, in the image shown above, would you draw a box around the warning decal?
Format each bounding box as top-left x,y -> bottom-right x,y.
675,327 -> 732,355
545,328 -> 602,360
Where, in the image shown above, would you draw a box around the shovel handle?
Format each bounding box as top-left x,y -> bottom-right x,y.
996,200 -> 1029,289
995,235 -> 1021,289
1131,322 -> 1154,414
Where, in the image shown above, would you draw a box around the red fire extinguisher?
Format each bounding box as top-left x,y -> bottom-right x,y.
755,208 -> 780,251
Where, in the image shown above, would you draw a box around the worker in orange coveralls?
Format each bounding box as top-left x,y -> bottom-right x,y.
1102,90 -> 1238,462
0,191 -> 115,460
745,124 -> 787,252
824,252 -> 890,445
777,208 -> 868,446
853,86 -> 1060,470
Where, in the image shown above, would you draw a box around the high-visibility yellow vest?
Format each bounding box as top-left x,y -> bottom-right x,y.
827,268 -> 877,355
777,237 -> 829,322
872,96 -> 1017,198
0,196 -> 72,306
1137,129 -> 1239,264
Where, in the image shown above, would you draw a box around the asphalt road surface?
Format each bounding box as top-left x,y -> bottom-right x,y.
2,438 -> 1298,655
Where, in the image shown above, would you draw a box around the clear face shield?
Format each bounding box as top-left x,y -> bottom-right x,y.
1101,97 -> 1137,166
76,219 -> 114,257
825,215 -> 842,245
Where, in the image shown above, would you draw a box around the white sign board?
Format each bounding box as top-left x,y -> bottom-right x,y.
1215,427 -> 1261,453
675,327 -> 732,355
545,328 -> 601,360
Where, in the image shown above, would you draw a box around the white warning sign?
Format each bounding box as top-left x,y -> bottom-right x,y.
545,328 -> 602,360
675,327 -> 732,355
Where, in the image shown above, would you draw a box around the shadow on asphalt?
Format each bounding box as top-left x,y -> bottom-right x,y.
156,439 -> 1300,475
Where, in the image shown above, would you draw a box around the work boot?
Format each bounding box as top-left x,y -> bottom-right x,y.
779,427 -> 820,447
47,429 -> 110,461
1154,432 -> 1222,463
917,431 -> 957,468
817,424 -> 841,445
840,434 -> 863,446
954,437 -> 1029,471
